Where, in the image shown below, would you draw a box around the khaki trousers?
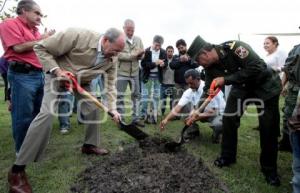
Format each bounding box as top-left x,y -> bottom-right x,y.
16,74 -> 100,165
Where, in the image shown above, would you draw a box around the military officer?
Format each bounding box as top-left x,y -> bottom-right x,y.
282,43 -> 300,193
280,44 -> 300,152
187,36 -> 282,186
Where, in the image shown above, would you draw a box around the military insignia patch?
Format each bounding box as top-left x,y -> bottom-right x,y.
234,46 -> 249,59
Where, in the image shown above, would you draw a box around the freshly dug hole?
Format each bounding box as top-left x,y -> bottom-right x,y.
71,137 -> 228,193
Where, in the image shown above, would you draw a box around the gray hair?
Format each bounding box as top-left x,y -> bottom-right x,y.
124,19 -> 135,27
153,35 -> 164,45
16,0 -> 38,15
104,28 -> 122,43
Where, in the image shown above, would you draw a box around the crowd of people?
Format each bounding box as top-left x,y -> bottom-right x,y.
1,0 -> 300,193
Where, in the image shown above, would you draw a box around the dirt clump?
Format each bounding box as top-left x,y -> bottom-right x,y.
71,137 -> 227,193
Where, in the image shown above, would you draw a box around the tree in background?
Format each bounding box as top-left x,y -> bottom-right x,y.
0,0 -> 19,21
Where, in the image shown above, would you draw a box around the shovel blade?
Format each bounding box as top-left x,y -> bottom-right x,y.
164,125 -> 190,151
119,122 -> 149,140
164,141 -> 182,152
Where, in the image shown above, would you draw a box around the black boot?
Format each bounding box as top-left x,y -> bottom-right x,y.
214,156 -> 236,168
278,133 -> 292,152
261,169 -> 281,187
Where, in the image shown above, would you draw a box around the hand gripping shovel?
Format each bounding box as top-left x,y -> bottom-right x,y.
66,73 -> 149,140
165,80 -> 221,151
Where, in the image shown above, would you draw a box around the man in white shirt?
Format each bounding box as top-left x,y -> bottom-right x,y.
160,69 -> 226,143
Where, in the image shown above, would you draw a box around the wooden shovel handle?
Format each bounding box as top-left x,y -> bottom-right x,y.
65,73 -> 114,118
185,80 -> 221,126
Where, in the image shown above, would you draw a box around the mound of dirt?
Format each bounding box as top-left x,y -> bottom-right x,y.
71,137 -> 227,193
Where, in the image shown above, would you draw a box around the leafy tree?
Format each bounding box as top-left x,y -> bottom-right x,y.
0,0 -> 19,21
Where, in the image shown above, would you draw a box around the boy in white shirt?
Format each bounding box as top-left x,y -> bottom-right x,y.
160,69 -> 226,143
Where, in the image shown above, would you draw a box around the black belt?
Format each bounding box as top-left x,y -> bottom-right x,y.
9,61 -> 42,73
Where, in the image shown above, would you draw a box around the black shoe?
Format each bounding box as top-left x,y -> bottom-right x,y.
144,115 -> 151,124
151,116 -> 158,124
264,173 -> 281,186
214,157 -> 236,168
145,115 -> 157,124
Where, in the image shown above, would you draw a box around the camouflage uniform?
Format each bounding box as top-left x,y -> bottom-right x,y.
281,44 -> 300,150
284,44 -> 300,192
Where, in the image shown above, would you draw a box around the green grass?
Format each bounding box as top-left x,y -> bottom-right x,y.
0,89 -> 293,193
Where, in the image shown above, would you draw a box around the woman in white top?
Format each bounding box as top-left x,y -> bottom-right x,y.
263,36 -> 287,79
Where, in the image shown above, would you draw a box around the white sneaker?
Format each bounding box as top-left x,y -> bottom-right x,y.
60,128 -> 69,134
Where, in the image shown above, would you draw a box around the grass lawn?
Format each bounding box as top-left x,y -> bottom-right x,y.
0,89 -> 293,193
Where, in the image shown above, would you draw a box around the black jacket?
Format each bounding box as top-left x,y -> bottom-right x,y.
169,54 -> 198,84
141,47 -> 167,83
204,40 -> 281,101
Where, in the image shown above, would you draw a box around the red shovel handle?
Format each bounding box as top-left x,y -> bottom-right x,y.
64,72 -> 112,116
208,79 -> 221,100
65,72 -> 84,93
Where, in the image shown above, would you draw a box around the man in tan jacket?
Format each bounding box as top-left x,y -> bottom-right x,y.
7,27 -> 125,193
117,19 -> 144,126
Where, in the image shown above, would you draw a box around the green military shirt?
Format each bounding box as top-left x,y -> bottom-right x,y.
204,40 -> 281,101
282,43 -> 300,90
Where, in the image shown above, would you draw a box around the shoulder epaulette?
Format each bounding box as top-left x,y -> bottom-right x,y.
222,41 -> 236,50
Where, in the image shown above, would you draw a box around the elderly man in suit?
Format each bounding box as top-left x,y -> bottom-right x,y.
7,27 -> 125,193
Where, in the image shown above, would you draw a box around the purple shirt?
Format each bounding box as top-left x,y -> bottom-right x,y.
0,57 -> 8,74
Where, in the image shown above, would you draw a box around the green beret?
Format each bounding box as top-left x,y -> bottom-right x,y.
187,35 -> 207,61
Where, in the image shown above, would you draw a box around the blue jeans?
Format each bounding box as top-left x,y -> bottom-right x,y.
58,91 -> 74,129
291,131 -> 300,193
140,78 -> 160,118
8,68 -> 44,152
90,74 -> 106,103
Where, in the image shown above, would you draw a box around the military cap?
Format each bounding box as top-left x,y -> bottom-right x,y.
187,35 -> 207,61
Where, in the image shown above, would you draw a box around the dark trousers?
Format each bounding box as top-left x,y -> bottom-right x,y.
221,92 -> 280,173
160,84 -> 175,115
1,73 -> 9,101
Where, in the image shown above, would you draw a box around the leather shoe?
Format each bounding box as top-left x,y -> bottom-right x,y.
8,169 -> 32,193
214,156 -> 236,168
81,146 -> 109,156
264,173 -> 281,186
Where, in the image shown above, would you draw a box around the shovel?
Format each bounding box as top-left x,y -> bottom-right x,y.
165,80 -> 221,151
66,73 -> 149,140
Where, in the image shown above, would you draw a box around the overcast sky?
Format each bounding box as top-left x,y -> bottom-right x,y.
2,0 -> 300,57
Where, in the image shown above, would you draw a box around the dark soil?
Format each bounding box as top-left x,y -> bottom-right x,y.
71,137 -> 228,193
